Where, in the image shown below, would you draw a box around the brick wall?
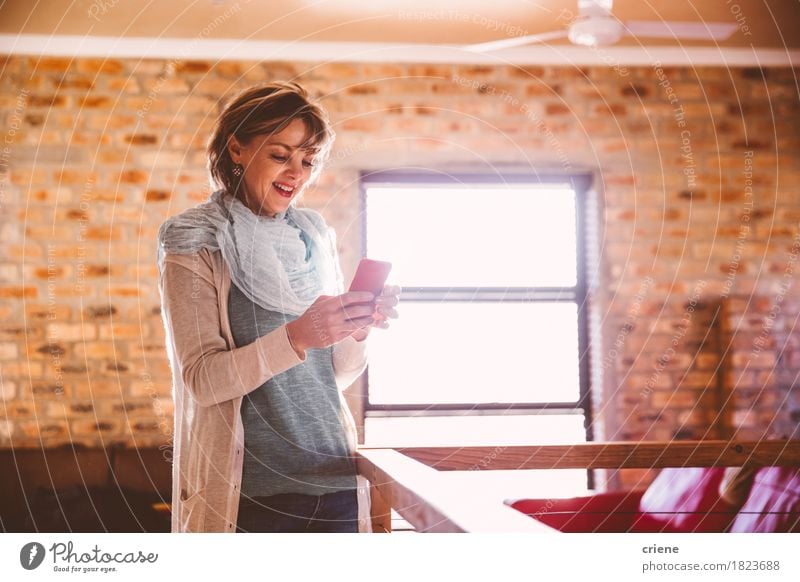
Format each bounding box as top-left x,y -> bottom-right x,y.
0,57 -> 798,474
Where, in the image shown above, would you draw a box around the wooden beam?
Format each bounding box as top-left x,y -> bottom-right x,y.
368,479 -> 393,533
367,440 -> 800,470
357,449 -> 551,533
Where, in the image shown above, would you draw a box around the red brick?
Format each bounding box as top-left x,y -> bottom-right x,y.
17,420 -> 68,439
174,60 -> 212,74
29,57 -> 73,73
124,134 -> 159,145
27,94 -> 69,108
79,95 -> 114,109
76,59 -> 124,75
0,286 -> 37,299
71,418 -> 121,436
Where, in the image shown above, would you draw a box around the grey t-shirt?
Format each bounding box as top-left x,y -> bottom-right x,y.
228,276 -> 357,498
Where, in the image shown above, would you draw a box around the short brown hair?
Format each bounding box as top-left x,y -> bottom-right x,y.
207,81 -> 335,198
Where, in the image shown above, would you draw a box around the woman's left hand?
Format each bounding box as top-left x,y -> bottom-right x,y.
349,284 -> 401,341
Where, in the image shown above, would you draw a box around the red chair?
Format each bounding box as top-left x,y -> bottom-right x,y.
508,467 -> 741,533
728,467 -> 800,533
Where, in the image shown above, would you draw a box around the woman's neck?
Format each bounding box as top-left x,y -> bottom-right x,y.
239,190 -> 279,219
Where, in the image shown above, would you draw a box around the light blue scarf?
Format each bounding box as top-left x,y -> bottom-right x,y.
157,189 -> 343,316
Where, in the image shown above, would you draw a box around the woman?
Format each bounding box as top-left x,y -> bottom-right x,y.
156,81 -> 400,533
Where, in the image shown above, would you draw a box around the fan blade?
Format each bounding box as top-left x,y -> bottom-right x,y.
624,20 -> 738,41
462,30 -> 569,53
579,0 -> 613,17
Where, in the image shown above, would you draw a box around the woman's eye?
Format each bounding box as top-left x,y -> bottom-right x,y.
270,154 -> 313,168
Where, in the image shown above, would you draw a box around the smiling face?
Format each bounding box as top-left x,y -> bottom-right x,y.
226,118 -> 319,218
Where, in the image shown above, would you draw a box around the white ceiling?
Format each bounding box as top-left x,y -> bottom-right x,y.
1,0 -> 798,65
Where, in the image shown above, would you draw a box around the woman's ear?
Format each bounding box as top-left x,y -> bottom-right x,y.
227,135 -> 244,164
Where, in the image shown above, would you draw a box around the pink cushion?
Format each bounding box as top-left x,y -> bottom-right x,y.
636,467 -> 738,532
729,467 -> 800,533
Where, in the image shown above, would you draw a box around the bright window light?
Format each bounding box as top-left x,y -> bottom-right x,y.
366,185 -> 577,287
367,301 -> 581,405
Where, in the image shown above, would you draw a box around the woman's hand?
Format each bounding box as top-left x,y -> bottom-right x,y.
286,292 -> 377,355
349,284 -> 401,341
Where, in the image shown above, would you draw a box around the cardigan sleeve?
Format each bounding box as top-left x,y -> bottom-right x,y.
159,251 -> 305,407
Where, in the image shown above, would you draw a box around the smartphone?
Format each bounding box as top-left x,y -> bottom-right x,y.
348,258 -> 392,297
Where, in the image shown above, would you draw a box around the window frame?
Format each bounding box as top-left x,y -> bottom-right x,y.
358,170 -> 594,444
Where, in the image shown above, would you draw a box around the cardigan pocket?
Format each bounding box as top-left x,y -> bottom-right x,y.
179,488 -> 208,532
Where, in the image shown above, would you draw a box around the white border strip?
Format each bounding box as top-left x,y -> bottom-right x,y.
0,34 -> 798,66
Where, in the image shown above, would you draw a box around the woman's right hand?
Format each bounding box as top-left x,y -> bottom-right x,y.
285,292 -> 377,355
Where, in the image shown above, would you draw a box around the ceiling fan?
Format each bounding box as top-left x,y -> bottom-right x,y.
463,0 -> 738,52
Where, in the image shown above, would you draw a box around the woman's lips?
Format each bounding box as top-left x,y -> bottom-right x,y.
272,182 -> 294,198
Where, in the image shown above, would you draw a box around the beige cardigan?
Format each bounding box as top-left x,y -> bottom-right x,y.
158,247 -> 372,532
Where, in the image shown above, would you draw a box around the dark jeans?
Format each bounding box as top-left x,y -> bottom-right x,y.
236,489 -> 359,533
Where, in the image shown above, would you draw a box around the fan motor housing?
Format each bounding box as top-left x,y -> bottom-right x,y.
568,15 -> 624,47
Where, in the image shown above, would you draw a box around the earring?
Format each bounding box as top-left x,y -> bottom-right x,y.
232,164 -> 243,176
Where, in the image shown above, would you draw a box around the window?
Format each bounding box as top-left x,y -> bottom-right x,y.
360,171 -> 593,490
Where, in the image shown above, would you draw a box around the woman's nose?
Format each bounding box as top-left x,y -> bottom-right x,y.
283,156 -> 302,177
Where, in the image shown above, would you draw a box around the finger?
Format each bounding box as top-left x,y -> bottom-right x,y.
374,319 -> 390,329
376,306 -> 398,319
343,304 -> 377,320
380,285 -> 402,296
375,294 -> 398,307
341,316 -> 375,331
340,291 -> 378,305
